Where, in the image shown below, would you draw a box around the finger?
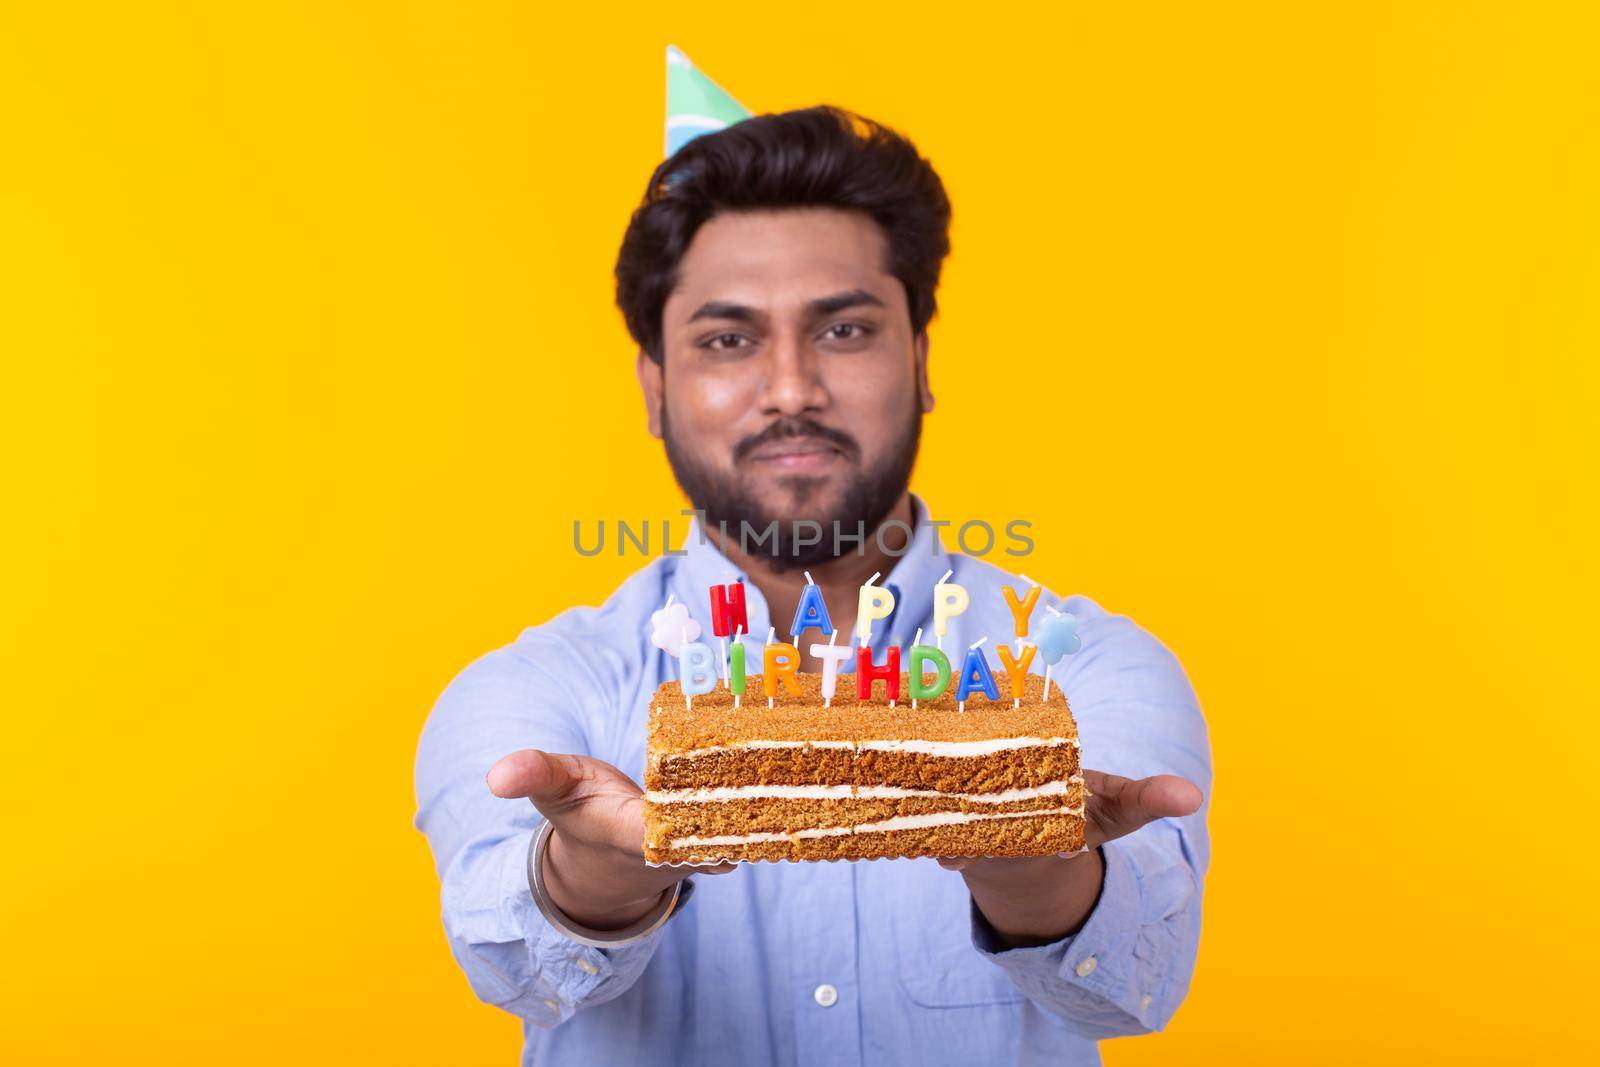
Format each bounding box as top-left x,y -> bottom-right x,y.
1082,770 -> 1203,848
936,857 -> 972,871
696,862 -> 739,877
486,749 -> 597,814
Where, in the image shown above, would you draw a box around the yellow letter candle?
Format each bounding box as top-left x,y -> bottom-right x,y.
855,572 -> 895,644
933,570 -> 969,648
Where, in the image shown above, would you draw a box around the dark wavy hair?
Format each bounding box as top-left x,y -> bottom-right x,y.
614,105 -> 952,363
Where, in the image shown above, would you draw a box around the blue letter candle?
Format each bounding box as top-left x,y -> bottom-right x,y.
679,641 -> 718,697
955,645 -> 1000,702
790,582 -> 834,639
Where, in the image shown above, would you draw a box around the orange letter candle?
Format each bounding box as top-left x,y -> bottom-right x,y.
1001,583 -> 1041,637
762,642 -> 802,698
995,641 -> 1037,708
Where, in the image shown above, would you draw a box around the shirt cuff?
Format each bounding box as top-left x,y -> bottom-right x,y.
969,848 -> 1099,960
528,877 -> 695,1008
971,844 -> 1155,1025
530,916 -> 653,1006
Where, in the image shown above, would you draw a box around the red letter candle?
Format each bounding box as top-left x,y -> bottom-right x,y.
709,582 -> 747,638
856,644 -> 901,703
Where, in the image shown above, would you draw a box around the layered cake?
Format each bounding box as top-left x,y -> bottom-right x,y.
642,671 -> 1085,865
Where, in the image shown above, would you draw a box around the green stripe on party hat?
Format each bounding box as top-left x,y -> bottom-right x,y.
665,44 -> 752,157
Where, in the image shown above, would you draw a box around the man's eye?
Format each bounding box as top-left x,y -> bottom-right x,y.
823,323 -> 872,342
703,333 -> 751,351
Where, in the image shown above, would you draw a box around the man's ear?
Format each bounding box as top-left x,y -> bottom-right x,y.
914,331 -> 935,414
636,348 -> 664,439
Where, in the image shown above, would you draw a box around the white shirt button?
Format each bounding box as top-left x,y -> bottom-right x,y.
1074,956 -> 1098,978
1141,993 -> 1153,1011
574,958 -> 599,975
813,983 -> 839,1008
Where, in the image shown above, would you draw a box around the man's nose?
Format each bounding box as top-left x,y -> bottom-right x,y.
757,333 -> 830,416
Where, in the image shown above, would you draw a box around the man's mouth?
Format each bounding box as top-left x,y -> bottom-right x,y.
745,437 -> 843,471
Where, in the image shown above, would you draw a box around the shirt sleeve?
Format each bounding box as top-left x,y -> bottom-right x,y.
969,603 -> 1212,1038
414,637 -> 683,1029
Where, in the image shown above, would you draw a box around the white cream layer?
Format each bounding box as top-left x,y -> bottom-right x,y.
661,735 -> 1078,761
646,776 -> 1082,806
667,804 -> 1086,850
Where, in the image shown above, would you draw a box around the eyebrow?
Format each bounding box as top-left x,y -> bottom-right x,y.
685,288 -> 887,326
805,288 -> 886,317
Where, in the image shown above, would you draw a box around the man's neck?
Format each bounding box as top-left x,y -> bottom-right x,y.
706,494 -> 915,667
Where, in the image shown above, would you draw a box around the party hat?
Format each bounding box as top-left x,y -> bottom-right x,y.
665,44 -> 752,157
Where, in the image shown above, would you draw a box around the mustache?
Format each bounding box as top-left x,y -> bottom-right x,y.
734,418 -> 862,464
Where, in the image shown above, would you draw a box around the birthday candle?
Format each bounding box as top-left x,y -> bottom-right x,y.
1035,608 -> 1081,702
810,631 -> 852,708
856,644 -> 901,704
1001,580 -> 1041,639
709,581 -> 748,637
649,595 -> 701,657
763,636 -> 802,702
909,625 -> 923,709
855,572 -> 895,644
933,570 -> 969,649
908,637 -> 952,707
764,626 -> 775,708
679,640 -> 718,706
729,626 -> 746,707
955,637 -> 999,711
710,580 -> 746,690
995,641 -> 1037,709
791,570 -> 835,640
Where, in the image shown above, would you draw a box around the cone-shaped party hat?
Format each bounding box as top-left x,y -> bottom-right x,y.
665,44 -> 752,157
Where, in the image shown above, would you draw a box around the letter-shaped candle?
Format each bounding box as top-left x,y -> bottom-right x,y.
709,582 -> 747,638
995,642 -> 1036,707
679,641 -> 718,697
729,639 -> 746,696
1001,584 -> 1041,637
791,581 -> 834,639
934,581 -> 969,638
762,642 -> 802,698
856,645 -> 901,702
907,644 -> 951,702
810,638 -> 853,706
856,580 -> 895,644
956,644 -> 1000,703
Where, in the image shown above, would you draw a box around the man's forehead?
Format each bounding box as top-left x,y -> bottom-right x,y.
666,209 -> 900,317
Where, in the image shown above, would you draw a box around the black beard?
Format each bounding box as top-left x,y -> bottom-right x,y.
662,410 -> 921,573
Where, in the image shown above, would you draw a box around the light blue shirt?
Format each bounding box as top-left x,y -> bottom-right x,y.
414,499 -> 1212,1066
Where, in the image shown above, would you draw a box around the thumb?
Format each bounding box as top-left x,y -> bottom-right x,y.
1082,770 -> 1204,849
487,749 -> 597,814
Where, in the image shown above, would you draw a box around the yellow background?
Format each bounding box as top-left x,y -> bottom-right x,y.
4,2 -> 1596,1062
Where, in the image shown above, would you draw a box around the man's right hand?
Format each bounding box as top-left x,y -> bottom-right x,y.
487,749 -> 732,930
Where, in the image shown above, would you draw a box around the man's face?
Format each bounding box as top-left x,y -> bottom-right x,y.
639,208 -> 934,568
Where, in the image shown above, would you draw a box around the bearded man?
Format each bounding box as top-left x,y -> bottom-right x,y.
415,105 -> 1211,1067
